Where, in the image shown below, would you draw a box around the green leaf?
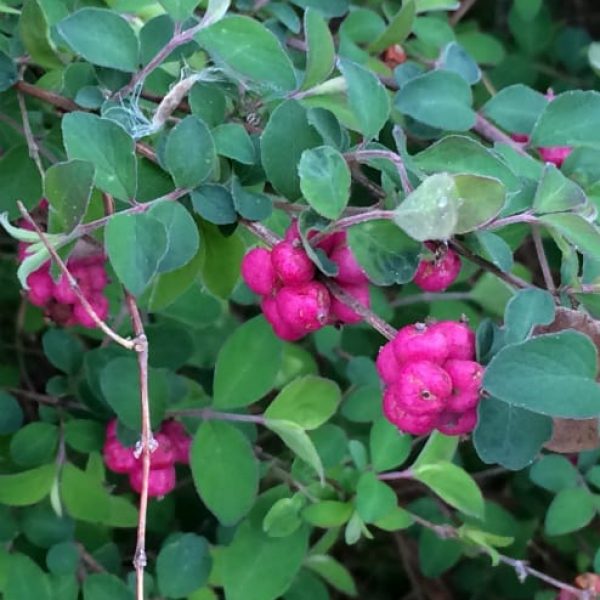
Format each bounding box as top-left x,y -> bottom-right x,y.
191,421 -> 259,525
531,91 -> 600,147
196,15 -> 297,91
472,231 -> 514,272
0,146 -> 43,218
57,8 -> 139,72
200,0 -> 231,26
263,497 -> 304,538
42,329 -> 84,375
418,527 -> 462,577
393,173 -> 460,241
0,391 -> 23,435
533,164 -> 587,214
165,116 -> 216,188
61,463 -> 110,524
301,8 -> 335,91
415,0 -> 459,11
503,288 -> 555,345
370,418 -> 411,472
231,177 -> 272,221
212,123 -> 256,164
483,331 -> 600,418
265,376 -> 340,430
157,534 -> 212,598
10,422 -> 58,467
355,472 -> 397,523
64,420 -> 104,454
19,0 -> 63,69
530,455 -> 579,492
413,431 -> 458,467
298,146 -> 351,220
46,542 -> 80,576
189,82 -> 227,127
473,397 -> 552,470
45,160 -> 94,234
302,501 -> 353,527
413,135 -> 520,192
100,356 -> 168,431
439,41 -> 480,85
453,174 -> 506,234
214,316 -> 283,409
338,59 -> 390,139
266,419 -> 324,482
261,100 -> 322,200
83,573 -> 134,600
413,462 -> 484,518
305,554 -> 357,597
545,488 -> 595,535
540,213 -> 600,258
482,84 -> 548,134
62,113 -> 137,201
347,219 -> 420,285
368,0 -> 415,54
192,184 -> 237,225
105,213 -> 168,296
158,0 -> 200,21
5,554 -> 52,600
147,201 -> 200,273
395,70 -> 476,131
0,464 -> 56,506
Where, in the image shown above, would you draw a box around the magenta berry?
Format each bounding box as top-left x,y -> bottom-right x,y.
73,294 -> 109,328
241,247 -> 276,296
444,359 -> 484,391
413,243 -> 461,292
511,133 -> 530,144
330,282 -> 369,324
429,320 -> 476,360
383,389 -> 438,434
145,432 -> 176,469
54,274 -> 78,304
436,409 -> 478,436
129,465 -> 176,497
271,241 -> 315,286
27,269 -> 53,307
106,419 -> 118,439
103,437 -> 136,474
161,420 -> 192,464
392,323 -> 449,366
538,146 -> 572,167
276,282 -> 331,333
261,296 -> 304,341
376,342 -> 400,386
329,243 -> 368,285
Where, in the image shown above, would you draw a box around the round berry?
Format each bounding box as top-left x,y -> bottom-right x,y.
271,241 -> 315,286
383,391 -> 438,435
53,274 -> 78,304
392,323 -> 449,366
538,146 -> 572,168
276,282 -> 331,333
106,419 -> 118,439
161,420 -> 192,464
436,409 -> 477,436
376,342 -> 400,386
129,465 -> 176,497
511,133 -> 529,144
261,296 -> 305,341
329,243 -> 368,285
73,293 -> 109,328
330,283 -> 369,325
429,320 -> 476,361
87,265 -> 109,291
444,359 -> 484,391
27,269 -> 53,307
241,247 -> 276,296
145,432 -> 176,469
103,437 -> 136,474
413,243 -> 461,292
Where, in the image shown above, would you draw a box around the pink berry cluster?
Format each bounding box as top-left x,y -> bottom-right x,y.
241,221 -> 370,341
413,242 -> 461,292
102,419 -> 191,498
376,320 -> 484,436
510,89 -> 572,168
18,207 -> 109,328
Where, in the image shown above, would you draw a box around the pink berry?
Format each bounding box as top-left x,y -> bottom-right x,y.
261,296 -> 305,341
330,243 -> 368,285
392,323 -> 449,366
271,241 -> 315,286
106,419 -> 118,439
284,220 -> 301,243
383,391 -> 438,435
446,388 -> 480,413
275,282 -> 330,333
429,320 -> 476,361
27,269 -> 54,307
510,133 -> 529,144
390,360 -> 452,415
444,359 -> 484,391
436,409 -> 477,436
146,432 -> 176,469
241,248 -> 276,296
284,220 -> 344,254
161,420 -> 191,464
330,282 -> 369,324
103,437 -> 136,474
73,294 -> 109,328
87,265 -> 108,290
53,274 -> 78,304
413,243 -> 461,292
538,146 -> 572,167
376,342 -> 400,386
129,465 -> 176,497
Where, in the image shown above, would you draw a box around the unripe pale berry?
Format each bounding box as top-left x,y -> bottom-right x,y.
329,243 -> 368,285
330,282 -> 369,324
73,294 -> 109,328
129,465 -> 176,497
436,409 -> 478,436
376,342 -> 400,386
241,247 -> 276,296
392,323 -> 449,366
271,241 -> 314,286
383,390 -> 438,435
413,243 -> 461,292
27,269 -> 54,307
276,282 -> 331,333
261,296 -> 305,341
429,320 -> 476,361
391,360 -> 452,415
103,437 -> 136,474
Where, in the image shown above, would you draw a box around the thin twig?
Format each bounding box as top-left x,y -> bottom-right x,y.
473,114 -> 529,156
16,87 -> 44,176
240,219 -> 282,246
309,209 -> 394,246
15,81 -> 82,112
0,111 -> 58,163
17,203 -> 136,350
449,0 -> 479,25
173,408 -> 266,424
347,150 -> 413,195
531,225 -> 557,295
349,164 -> 387,201
393,533 -> 426,600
